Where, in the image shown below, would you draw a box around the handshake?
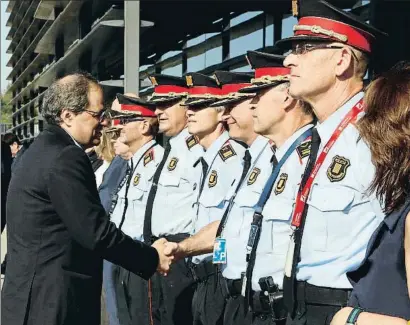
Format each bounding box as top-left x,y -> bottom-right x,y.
151,238 -> 185,276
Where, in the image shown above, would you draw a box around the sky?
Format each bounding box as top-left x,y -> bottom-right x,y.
1,0 -> 11,93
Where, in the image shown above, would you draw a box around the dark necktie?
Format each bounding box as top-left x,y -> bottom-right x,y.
215,149 -> 252,238
143,142 -> 172,244
283,129 -> 321,316
118,159 -> 134,229
197,157 -> 209,199
244,156 -> 279,310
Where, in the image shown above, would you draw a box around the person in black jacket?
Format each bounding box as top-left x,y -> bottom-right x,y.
1,140 -> 12,233
1,72 -> 176,325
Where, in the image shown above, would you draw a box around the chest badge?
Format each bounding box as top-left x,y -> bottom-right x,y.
247,167 -> 261,186
168,157 -> 179,171
208,170 -> 218,188
133,173 -> 141,186
326,155 -> 351,182
274,173 -> 288,195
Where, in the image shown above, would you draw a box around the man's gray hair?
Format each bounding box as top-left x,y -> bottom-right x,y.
42,71 -> 100,125
212,105 -> 226,113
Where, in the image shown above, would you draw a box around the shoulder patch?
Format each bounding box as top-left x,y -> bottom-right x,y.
326,155 -> 351,182
208,170 -> 218,188
296,140 -> 311,160
247,167 -> 261,186
168,157 -> 179,171
143,149 -> 154,166
274,173 -> 288,195
219,143 -> 237,162
186,135 -> 199,150
133,173 -> 141,186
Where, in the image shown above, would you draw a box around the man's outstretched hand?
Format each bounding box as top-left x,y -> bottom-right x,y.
152,238 -> 179,276
163,242 -> 185,261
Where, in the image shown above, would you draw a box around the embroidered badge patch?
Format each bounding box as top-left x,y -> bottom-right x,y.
219,144 -> 236,162
186,135 -> 199,150
133,173 -> 141,186
168,157 -> 179,171
247,167 -> 261,186
326,155 -> 351,182
274,173 -> 288,195
143,150 -> 154,166
296,140 -> 311,160
208,170 -> 218,188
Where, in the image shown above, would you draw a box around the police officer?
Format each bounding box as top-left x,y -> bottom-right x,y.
275,1 -> 386,324
144,74 -> 203,325
106,94 -> 164,325
234,50 -> 316,325
183,72 -> 248,325
164,73 -> 275,325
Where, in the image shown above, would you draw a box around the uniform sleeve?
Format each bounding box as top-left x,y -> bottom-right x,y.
48,146 -> 159,280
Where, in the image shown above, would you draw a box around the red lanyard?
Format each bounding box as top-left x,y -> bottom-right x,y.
291,99 -> 364,228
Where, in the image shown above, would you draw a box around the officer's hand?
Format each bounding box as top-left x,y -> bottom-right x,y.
164,242 -> 184,262
330,307 -> 353,325
152,238 -> 175,276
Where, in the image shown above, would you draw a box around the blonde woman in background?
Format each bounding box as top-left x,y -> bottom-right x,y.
94,129 -> 119,187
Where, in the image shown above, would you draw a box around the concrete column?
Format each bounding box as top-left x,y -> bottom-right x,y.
124,1 -> 140,93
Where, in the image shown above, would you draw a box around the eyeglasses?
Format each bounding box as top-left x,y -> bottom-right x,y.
287,43 -> 344,56
84,109 -> 108,123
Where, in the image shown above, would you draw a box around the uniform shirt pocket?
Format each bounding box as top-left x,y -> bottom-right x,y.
258,197 -> 294,255
158,172 -> 181,187
129,177 -> 149,202
235,189 -> 261,208
306,184 -> 356,252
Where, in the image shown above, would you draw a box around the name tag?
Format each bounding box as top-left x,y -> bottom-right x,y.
212,238 -> 227,264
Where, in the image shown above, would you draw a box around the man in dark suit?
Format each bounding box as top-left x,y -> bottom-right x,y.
1,72 -> 175,325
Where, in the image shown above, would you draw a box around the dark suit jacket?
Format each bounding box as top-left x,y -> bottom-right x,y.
1,125 -> 159,325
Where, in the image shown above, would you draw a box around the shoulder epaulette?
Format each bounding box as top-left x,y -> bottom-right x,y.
219,142 -> 237,162
143,149 -> 154,166
186,135 -> 199,150
296,138 -> 312,160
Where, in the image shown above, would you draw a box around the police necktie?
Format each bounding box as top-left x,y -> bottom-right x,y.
143,142 -> 172,244
283,129 -> 321,316
215,149 -> 252,239
244,154 -> 278,311
213,150 -> 252,291
197,157 -> 209,199
118,159 -> 134,229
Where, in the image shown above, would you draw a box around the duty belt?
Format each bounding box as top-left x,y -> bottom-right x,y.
296,281 -> 351,307
251,290 -> 287,321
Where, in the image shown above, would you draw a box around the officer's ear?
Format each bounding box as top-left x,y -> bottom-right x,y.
140,119 -> 150,135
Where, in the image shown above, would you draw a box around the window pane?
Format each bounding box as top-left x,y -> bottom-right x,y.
230,29 -> 263,58
281,15 -> 297,39
187,53 -> 206,71
205,46 -> 222,67
231,12 -> 262,27
161,51 -> 182,61
162,64 -> 182,77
